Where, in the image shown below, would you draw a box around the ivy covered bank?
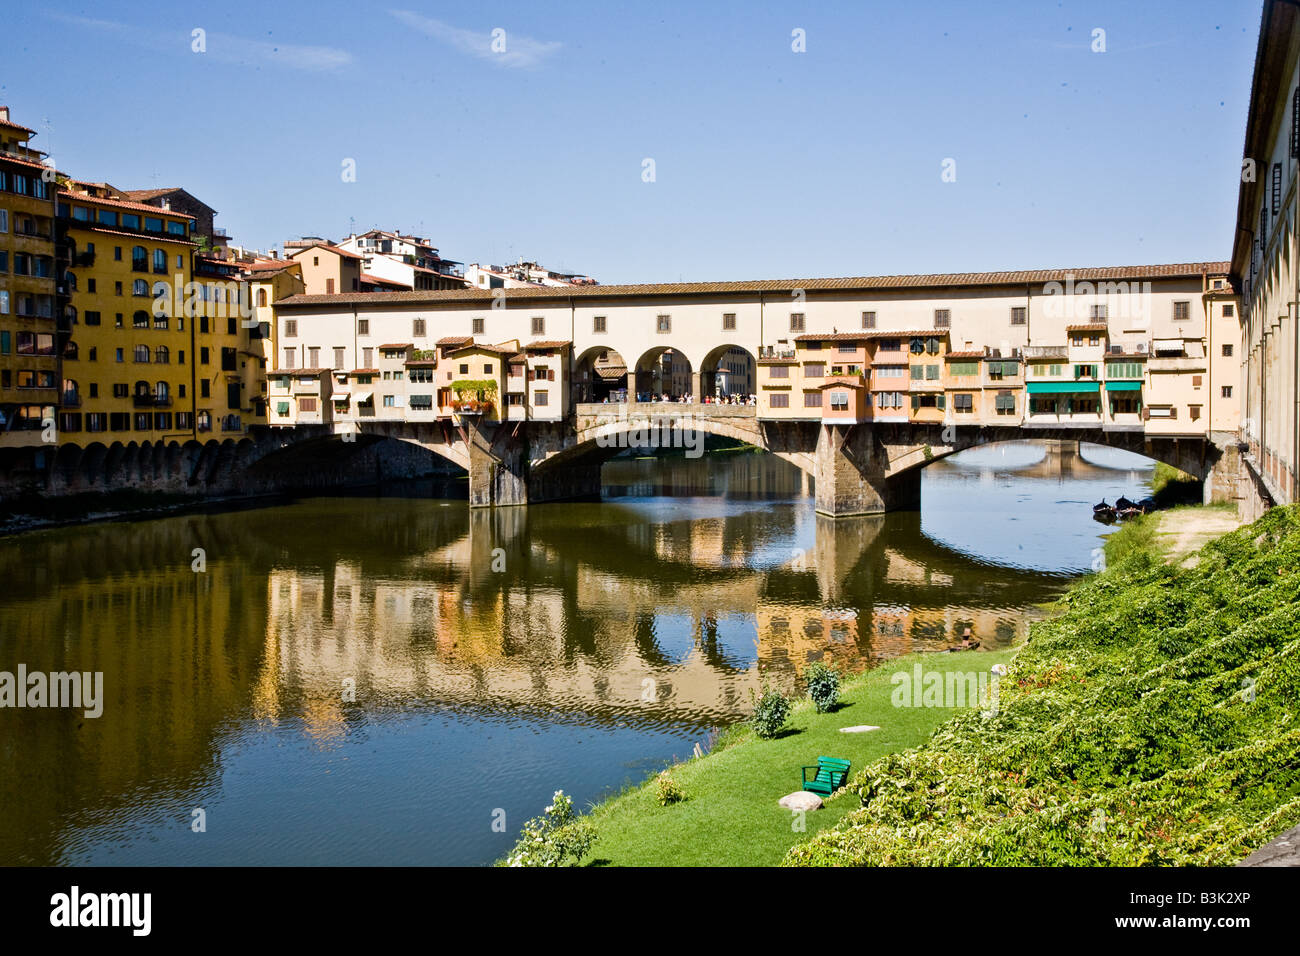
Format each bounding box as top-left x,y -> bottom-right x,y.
785,506 -> 1300,866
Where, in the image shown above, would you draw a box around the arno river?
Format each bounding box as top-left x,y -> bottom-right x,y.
0,441 -> 1153,866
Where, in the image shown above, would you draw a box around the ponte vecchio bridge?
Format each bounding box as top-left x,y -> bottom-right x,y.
248,261 -> 1246,515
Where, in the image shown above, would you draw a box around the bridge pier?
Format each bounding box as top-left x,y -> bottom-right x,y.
813,424 -> 920,517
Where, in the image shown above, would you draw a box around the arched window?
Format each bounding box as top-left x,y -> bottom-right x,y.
133,310 -> 150,329
64,271 -> 77,291
63,340 -> 79,360
133,380 -> 151,399
133,278 -> 148,296
155,345 -> 169,364
62,379 -> 78,401
132,246 -> 147,270
153,249 -> 167,273
134,344 -> 151,363
155,381 -> 169,402
257,288 -> 267,307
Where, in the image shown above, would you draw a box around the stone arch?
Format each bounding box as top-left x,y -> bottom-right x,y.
80,441 -> 109,491
698,343 -> 757,400
572,345 -> 629,404
632,345 -> 693,401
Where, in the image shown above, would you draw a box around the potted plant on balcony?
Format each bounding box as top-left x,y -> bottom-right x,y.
450,379 -> 498,416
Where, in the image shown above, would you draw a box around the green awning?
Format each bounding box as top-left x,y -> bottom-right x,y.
276,402 -> 290,415
1026,381 -> 1100,394
1104,380 -> 1142,391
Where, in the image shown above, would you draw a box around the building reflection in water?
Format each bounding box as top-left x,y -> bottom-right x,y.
0,447 -> 1136,863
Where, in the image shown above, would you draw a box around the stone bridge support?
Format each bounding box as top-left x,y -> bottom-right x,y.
813,424 -> 922,517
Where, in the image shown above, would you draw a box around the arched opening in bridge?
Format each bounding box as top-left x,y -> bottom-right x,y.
633,346 -> 692,402
699,343 -> 757,402
572,347 -> 628,404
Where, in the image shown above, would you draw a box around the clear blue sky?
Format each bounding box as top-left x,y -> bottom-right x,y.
1,1 -> 1264,283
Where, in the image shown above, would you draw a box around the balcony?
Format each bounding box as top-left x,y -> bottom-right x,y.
757,346 -> 797,361
60,392 -> 81,408
133,394 -> 172,408
1022,345 -> 1068,361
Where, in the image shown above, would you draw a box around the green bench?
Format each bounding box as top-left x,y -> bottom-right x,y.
800,756 -> 851,796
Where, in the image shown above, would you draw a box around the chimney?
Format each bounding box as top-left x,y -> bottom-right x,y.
0,106 -> 9,124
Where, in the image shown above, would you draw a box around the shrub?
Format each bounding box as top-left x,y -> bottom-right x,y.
504,790 -> 596,867
805,661 -> 841,713
656,771 -> 685,806
750,685 -> 792,739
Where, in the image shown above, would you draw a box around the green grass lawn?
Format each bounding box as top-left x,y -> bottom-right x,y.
583,647 -> 1019,867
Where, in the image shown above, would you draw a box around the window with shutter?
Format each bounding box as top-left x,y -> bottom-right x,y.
1274,163 -> 1283,214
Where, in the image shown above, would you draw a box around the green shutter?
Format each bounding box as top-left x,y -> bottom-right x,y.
926,365 -> 939,380
911,394 -> 919,410
937,394 -> 946,410
911,366 -> 923,380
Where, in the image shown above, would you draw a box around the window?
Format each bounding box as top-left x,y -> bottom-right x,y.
308,347 -> 320,367
862,311 -> 876,329
534,390 -> 549,407
363,347 -> 373,367
472,317 -> 484,334
769,365 -> 790,379
1222,344 -> 1234,357
933,309 -> 951,328
1223,304 -> 1235,317
482,364 -> 492,374
285,320 -> 297,338
1089,304 -> 1107,320
722,313 -> 736,331
593,315 -> 606,333
1274,163 -> 1283,215
132,246 -> 148,271
656,314 -> 671,333
769,393 -> 789,408
531,316 -> 545,335
804,363 -> 825,378
153,249 -> 167,274
1189,405 -> 1202,421
1222,386 -> 1233,398
829,391 -> 849,411
413,318 -> 426,337
954,393 -> 974,412
1192,375 -> 1202,388
133,279 -> 148,296
804,391 -> 822,408
1010,306 -> 1026,326
1173,301 -> 1190,322
878,339 -> 900,352
134,345 -> 151,363
155,346 -> 169,364
789,313 -> 805,332
299,398 -> 317,413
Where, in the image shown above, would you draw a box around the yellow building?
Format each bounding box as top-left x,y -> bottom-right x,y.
56,183 -> 199,445
0,107 -> 59,447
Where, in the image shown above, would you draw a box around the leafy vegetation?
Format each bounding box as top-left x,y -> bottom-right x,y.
750,685 -> 792,738
656,771 -> 685,806
784,505 -> 1300,867
805,662 -> 842,713
503,790 -> 596,867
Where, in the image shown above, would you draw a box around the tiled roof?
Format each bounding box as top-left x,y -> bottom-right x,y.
0,153 -> 54,173
273,367 -> 329,375
1066,323 -> 1109,332
524,340 -> 571,350
63,221 -> 197,246
436,335 -> 472,346
58,190 -> 198,219
945,350 -> 985,358
795,330 -> 949,342
289,243 -> 364,261
449,341 -> 516,356
379,343 -> 413,350
274,262 -> 1229,308
361,272 -> 411,289
0,114 -> 36,135
349,368 -> 378,375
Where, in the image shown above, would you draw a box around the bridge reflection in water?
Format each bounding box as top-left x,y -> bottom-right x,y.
0,442 -> 1149,864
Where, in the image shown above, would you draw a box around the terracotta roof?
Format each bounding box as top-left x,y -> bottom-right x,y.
274,262 -> 1229,309
796,330 -> 949,342
0,153 -> 54,173
0,114 -> 36,135
945,350 -> 985,359
524,340 -> 571,350
449,341 -> 516,356
63,221 -> 197,246
349,368 -> 378,375
379,343 -> 413,350
404,359 -> 437,366
816,380 -> 865,389
436,335 -> 472,346
289,243 -> 363,261
273,367 -> 329,375
1066,323 -> 1109,333
58,190 -> 198,219
360,272 -> 412,289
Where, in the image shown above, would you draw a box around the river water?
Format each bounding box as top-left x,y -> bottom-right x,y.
0,441 -> 1153,865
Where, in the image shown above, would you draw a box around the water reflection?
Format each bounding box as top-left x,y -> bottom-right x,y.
0,441 -> 1150,865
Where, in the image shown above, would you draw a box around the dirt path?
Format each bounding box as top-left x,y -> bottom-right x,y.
1152,507 -> 1244,565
